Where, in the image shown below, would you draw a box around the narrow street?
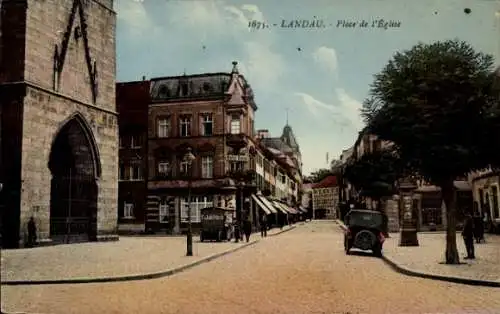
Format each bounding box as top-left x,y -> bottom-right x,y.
2,221 -> 500,314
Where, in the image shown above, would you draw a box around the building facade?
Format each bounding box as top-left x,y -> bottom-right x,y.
0,0 -> 118,248
116,63 -> 303,233
469,169 -> 500,233
116,80 -> 150,234
144,62 -> 262,233
312,175 -> 339,219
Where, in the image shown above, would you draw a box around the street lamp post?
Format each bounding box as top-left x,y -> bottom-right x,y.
183,148 -> 196,257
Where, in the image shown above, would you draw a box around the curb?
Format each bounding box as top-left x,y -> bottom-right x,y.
1,241 -> 258,286
334,220 -> 500,288
380,254 -> 500,288
268,225 -> 296,237
1,225 -> 297,286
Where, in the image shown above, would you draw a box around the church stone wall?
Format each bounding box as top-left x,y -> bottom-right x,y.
16,0 -> 118,243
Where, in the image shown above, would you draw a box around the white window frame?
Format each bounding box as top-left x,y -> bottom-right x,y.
180,116 -> 191,137
157,118 -> 170,138
158,162 -> 170,176
123,202 -> 134,219
180,196 -> 214,223
201,155 -> 213,178
180,160 -> 189,175
159,200 -> 169,223
230,115 -> 241,134
201,114 -> 213,136
130,135 -> 141,148
129,164 -> 142,181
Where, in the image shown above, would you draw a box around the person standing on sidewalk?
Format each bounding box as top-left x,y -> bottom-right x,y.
243,219 -> 252,242
260,213 -> 268,237
462,212 -> 475,259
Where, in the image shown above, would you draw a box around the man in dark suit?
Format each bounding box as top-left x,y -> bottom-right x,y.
462,211 -> 475,259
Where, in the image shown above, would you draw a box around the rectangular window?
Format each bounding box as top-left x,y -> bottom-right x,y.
180,196 -> 214,223
230,114 -> 240,134
129,164 -> 142,180
123,202 -> 134,219
119,164 -> 126,180
180,160 -> 190,175
230,161 -> 241,172
157,118 -> 170,138
158,162 -> 170,176
180,116 -> 191,137
491,186 -> 499,219
130,135 -> 141,148
201,155 -> 213,178
159,200 -> 169,223
201,114 -> 213,136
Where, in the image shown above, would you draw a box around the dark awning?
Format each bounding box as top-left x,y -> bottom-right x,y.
255,195 -> 278,214
252,194 -> 272,215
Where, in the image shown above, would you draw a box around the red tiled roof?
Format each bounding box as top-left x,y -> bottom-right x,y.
312,175 -> 338,188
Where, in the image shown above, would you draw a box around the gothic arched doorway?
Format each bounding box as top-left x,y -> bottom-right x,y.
48,114 -> 101,244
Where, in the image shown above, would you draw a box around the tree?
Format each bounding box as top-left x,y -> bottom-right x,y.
362,39 -> 499,264
330,159 -> 343,174
343,149 -> 403,209
307,168 -> 334,183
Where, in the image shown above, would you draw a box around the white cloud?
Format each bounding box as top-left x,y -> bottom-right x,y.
312,46 -> 338,74
115,1 -> 152,34
295,90 -> 364,130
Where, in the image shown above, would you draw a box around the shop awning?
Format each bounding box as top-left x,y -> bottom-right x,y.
287,207 -> 300,214
255,195 -> 278,214
271,201 -> 290,214
252,194 -> 272,215
298,206 -> 308,213
281,203 -> 299,214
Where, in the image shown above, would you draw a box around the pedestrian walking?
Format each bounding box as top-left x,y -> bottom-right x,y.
243,220 -> 252,242
473,207 -> 484,243
462,212 -> 475,259
260,213 -> 268,237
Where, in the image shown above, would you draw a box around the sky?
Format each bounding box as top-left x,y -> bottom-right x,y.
115,0 -> 500,175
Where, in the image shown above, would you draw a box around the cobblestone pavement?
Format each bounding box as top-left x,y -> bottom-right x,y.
383,231 -> 500,283
2,221 -> 500,314
1,227 -> 291,282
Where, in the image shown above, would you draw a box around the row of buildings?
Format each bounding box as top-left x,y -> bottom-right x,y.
117,62 -> 304,235
301,176 -> 339,220
0,0 -> 304,247
337,129 -> 500,233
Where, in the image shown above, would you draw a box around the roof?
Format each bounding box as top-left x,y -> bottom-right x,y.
260,137 -> 294,153
281,125 -> 299,150
312,175 -> 338,188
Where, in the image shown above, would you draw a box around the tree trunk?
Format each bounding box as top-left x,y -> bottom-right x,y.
441,180 -> 460,264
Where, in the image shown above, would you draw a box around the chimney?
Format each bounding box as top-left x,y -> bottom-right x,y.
257,129 -> 269,139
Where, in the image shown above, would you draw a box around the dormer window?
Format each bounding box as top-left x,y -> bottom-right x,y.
203,82 -> 212,92
158,85 -> 169,98
180,83 -> 188,96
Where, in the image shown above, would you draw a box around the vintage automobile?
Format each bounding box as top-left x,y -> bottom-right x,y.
199,207 -> 234,242
344,209 -> 386,257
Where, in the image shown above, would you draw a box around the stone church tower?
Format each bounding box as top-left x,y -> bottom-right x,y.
0,0 -> 118,248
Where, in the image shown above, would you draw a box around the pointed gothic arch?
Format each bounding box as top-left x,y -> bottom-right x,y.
48,112 -> 100,243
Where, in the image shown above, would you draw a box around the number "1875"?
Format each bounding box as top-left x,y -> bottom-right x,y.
248,20 -> 269,30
